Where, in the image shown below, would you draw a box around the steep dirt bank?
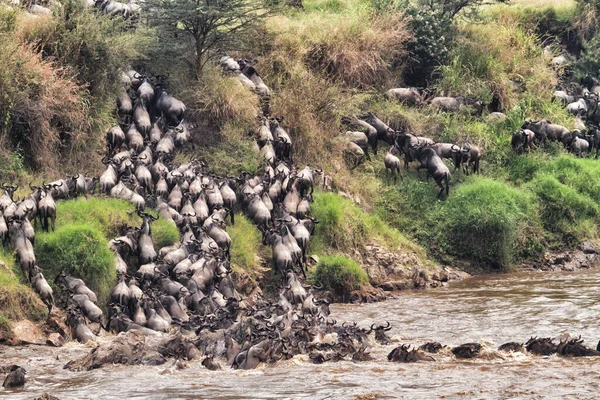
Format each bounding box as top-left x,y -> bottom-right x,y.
521,242 -> 600,272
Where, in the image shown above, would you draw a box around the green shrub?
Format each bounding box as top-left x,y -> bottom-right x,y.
36,224 -> 115,304
153,220 -> 180,249
439,177 -> 543,269
403,6 -> 453,86
312,254 -> 368,299
376,174 -> 442,244
541,156 -> 600,203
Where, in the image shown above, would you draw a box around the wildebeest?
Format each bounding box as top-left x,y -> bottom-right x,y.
570,135 -> 589,157
430,96 -> 483,116
383,146 -> 402,183
522,119 -> 570,145
385,87 -> 424,105
412,146 -> 451,198
457,142 -> 481,175
511,129 -> 535,153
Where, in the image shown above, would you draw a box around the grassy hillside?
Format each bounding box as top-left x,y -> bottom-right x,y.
246,0 -> 598,272
1,0 -> 599,313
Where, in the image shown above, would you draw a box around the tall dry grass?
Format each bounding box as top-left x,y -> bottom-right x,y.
434,15 -> 557,110
0,36 -> 89,173
266,6 -> 409,89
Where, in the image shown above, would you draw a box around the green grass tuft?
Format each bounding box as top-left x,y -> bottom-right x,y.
36,224 -> 116,305
311,191 -> 423,257
228,214 -> 268,283
312,254 -> 368,299
52,197 -> 179,249
0,247 -> 46,339
439,177 -> 544,269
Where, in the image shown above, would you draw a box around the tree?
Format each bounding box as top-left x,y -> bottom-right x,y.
398,0 -> 505,86
144,0 -> 270,78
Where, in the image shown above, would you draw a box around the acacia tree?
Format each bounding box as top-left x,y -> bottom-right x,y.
144,0 -> 270,78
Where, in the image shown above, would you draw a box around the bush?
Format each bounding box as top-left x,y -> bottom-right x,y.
403,6 -> 453,86
263,4 -> 409,88
434,15 -> 556,111
36,224 -> 115,304
439,177 -> 544,269
312,254 -> 368,299
0,2 -> 151,175
183,124 -> 260,176
0,30 -> 89,173
21,0 -> 152,123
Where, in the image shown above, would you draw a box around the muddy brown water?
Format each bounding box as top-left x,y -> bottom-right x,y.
2,268 -> 600,399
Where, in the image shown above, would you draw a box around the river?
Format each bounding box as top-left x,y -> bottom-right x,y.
2,268 -> 600,399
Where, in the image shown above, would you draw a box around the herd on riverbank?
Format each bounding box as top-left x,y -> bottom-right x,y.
5,1 -> 600,391
4,55 -> 600,390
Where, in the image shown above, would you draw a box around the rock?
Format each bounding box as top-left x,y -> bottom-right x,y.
379,280 -> 412,291
488,112 -> 506,122
46,333 -> 65,347
338,191 -> 351,199
580,241 -> 598,254
11,320 -> 45,345
64,331 -> 166,371
2,365 -> 26,388
348,287 -> 386,303
359,242 -> 468,293
35,394 -> 60,400
46,315 -> 69,339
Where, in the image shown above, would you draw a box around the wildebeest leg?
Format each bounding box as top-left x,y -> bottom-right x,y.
415,165 -> 424,180
445,173 -> 449,196
436,178 -> 445,198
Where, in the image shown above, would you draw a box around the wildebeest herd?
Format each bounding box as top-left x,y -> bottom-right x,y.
0,55 -> 409,371
3,53 -> 600,379
339,74 -> 600,198
341,110 -> 481,198
4,3 -> 600,380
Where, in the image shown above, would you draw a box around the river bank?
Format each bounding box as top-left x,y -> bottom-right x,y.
3,267 -> 600,399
